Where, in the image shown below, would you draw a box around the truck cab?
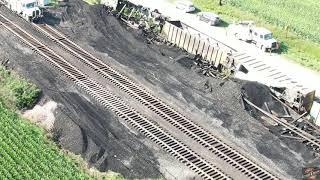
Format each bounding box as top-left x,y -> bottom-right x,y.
228,20 -> 279,52
5,0 -> 42,21
251,27 -> 278,52
21,0 -> 42,21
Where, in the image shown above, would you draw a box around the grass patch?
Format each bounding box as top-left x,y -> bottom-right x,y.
192,0 -> 320,72
0,66 -> 40,110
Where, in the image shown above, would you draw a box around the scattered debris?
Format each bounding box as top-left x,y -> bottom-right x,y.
4,0 -> 318,177
242,82 -> 320,156
0,57 -> 10,69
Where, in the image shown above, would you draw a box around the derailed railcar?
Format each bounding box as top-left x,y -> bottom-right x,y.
1,0 -> 42,21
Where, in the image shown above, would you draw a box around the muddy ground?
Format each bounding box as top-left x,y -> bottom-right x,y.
0,0 -> 319,179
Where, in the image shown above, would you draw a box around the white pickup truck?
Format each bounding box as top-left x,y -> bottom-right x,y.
228,21 -> 279,52
2,0 -> 42,21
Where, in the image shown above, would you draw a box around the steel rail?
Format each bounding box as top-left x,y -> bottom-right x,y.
34,23 -> 279,180
243,98 -> 320,152
0,12 -> 230,180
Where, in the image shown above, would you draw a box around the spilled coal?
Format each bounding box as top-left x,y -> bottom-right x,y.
2,0 -> 318,178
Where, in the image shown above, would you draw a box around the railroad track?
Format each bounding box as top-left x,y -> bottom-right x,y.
243,98 -> 320,153
33,23 -> 279,180
0,12 -> 232,180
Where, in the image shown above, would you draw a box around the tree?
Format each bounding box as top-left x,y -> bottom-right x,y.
219,0 -> 222,6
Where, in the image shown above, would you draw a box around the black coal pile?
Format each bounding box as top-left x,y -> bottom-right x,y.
0,32 -> 163,179
39,0 -> 320,178
241,81 -> 287,119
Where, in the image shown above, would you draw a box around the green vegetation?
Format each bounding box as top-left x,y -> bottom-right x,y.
83,0 -> 100,5
0,101 -> 89,179
227,0 -> 320,43
192,0 -> 320,71
0,66 -> 87,178
0,66 -> 124,179
0,67 -> 40,110
47,0 -> 59,7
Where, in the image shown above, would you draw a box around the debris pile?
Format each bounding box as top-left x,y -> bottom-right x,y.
34,0 -> 319,177
193,55 -> 233,79
241,82 -> 320,156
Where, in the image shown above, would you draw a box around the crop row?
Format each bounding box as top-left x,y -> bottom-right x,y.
0,102 -> 89,179
226,0 -> 320,43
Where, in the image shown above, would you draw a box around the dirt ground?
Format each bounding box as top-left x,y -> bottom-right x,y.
0,0 -> 319,179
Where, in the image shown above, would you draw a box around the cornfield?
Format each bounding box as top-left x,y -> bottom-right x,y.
225,0 -> 320,43
0,102 -> 89,179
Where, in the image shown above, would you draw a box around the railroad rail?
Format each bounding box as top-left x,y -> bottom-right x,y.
0,12 -> 234,179
33,23 -> 279,180
243,98 -> 320,153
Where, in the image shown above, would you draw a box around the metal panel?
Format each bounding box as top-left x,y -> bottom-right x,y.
192,38 -> 200,54
197,40 -> 205,57
170,26 -> 178,43
167,24 -> 174,42
175,28 -> 183,46
183,33 -> 191,51
210,49 -> 219,67
174,27 -> 180,44
206,45 -> 214,63
162,22 -> 170,39
201,42 -> 210,60
220,51 -> 228,66
187,36 -> 196,54
178,31 -> 186,48
214,50 -> 223,67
